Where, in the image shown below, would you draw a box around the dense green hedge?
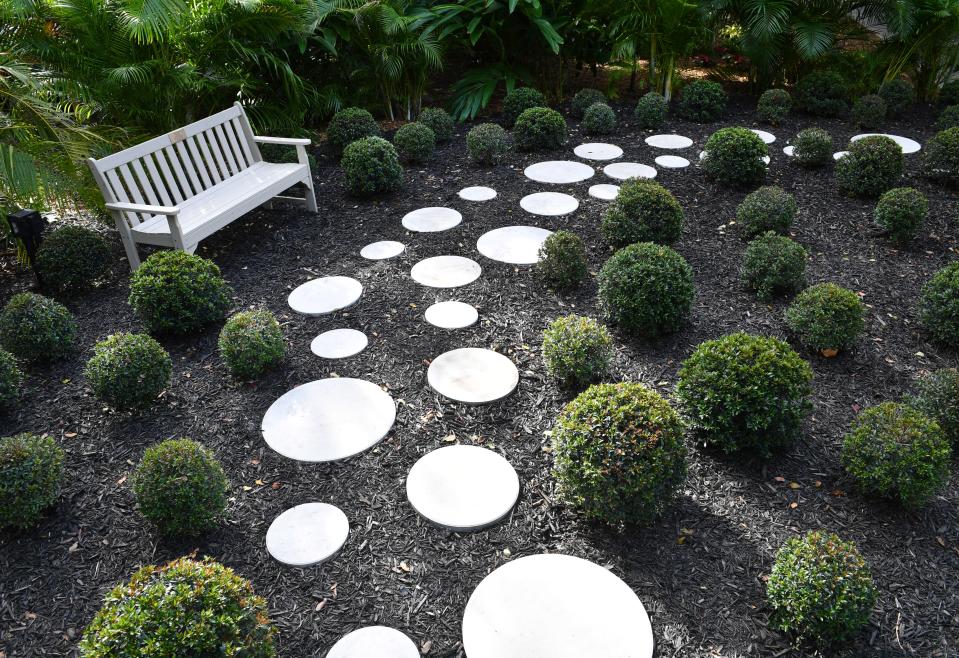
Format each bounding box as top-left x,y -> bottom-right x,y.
341,136 -> 404,196
0,433 -> 64,529
736,185 -> 796,238
536,230 -> 587,290
35,226 -> 111,295
218,310 -> 285,379
0,292 -> 77,363
327,107 -> 380,152
702,127 -> 768,188
785,283 -> 865,354
467,123 -> 509,164
836,135 -> 903,197
741,232 -> 807,301
541,315 -> 612,389
513,107 -> 567,151
601,179 -> 684,247
677,80 -> 727,122
85,333 -> 172,411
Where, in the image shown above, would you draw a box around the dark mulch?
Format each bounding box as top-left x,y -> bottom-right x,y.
1,92 -> 958,658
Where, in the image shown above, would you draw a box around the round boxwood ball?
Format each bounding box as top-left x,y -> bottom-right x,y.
0,292 -> 76,363
85,333 -> 172,411
536,229 -> 587,290
571,87 -> 607,118
79,557 -> 275,657
767,531 -> 877,643
467,123 -> 510,165
393,121 -> 435,163
418,107 -> 454,142
0,433 -> 64,529
551,382 -> 686,525
879,79 -> 914,117
327,106 -> 380,152
785,283 -> 865,354
582,102 -> 616,135
741,232 -> 807,301
702,126 -> 768,188
35,225 -> 111,295
218,310 -> 285,379
756,88 -> 792,125
342,136 -> 403,196
541,315 -> 613,389
841,402 -> 951,508
935,105 -> 959,131
919,261 -> 959,346
501,87 -> 546,127
601,179 -> 683,247
911,368 -> 959,447
128,251 -> 232,334
0,349 -> 22,412
634,91 -> 667,128
852,94 -> 887,129
795,70 -> 848,117
874,187 -> 927,244
676,332 -> 813,456
736,185 -> 796,238
677,79 -> 727,122
793,127 -> 833,168
836,135 -> 903,197
922,126 -> 959,186
513,106 -> 567,151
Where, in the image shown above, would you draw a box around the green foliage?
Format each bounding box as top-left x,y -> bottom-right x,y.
342,136 -> 404,196
551,382 -> 687,525
852,94 -> 887,129
128,251 -> 232,335
132,438 -> 228,536
736,185 -> 796,238
676,332 -> 813,456
327,107 -> 381,153
0,433 -> 64,529
919,261 -> 959,345
598,242 -> 693,337
756,88 -> 792,125
541,315 -> 613,389
393,122 -> 435,163
841,402 -> 951,508
836,135 -> 903,197
911,368 -> 959,447
85,333 -> 172,411
218,310 -> 285,379
767,531 -> 877,643
0,292 -> 76,363
79,557 -> 274,657
582,102 -> 617,135
793,127 -> 833,168
941,80 -> 959,106
702,127 -> 768,188
742,232 -> 807,301
513,106 -> 567,151
0,349 -> 22,412
878,79 -> 914,117
418,107 -> 454,142
536,230 -> 587,290
466,123 -> 510,165
601,179 -> 684,247
922,127 -> 959,186
785,283 -> 865,353
676,80 -> 727,122
634,91 -> 668,128
795,71 -> 848,117
935,105 -> 959,131
35,226 -> 111,296
874,187 -> 927,244
571,87 -> 607,118
501,87 -> 547,127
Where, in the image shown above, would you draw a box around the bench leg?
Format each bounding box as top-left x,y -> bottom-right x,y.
303,179 -> 318,213
183,243 -> 198,255
113,216 -> 141,271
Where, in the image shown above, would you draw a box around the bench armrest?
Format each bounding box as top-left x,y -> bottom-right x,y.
106,201 -> 180,215
254,136 -> 311,146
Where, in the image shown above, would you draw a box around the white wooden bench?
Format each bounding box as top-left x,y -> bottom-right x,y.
88,102 -> 317,270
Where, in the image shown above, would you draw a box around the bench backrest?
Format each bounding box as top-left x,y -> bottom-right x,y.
88,102 -> 262,227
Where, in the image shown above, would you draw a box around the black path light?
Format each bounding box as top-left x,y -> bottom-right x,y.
6,208 -> 46,269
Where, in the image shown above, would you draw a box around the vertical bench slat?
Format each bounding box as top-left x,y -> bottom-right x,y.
234,103 -> 262,163
176,141 -> 208,192
142,154 -> 175,207
213,124 -> 240,175
104,169 -> 139,227
116,165 -> 153,225
130,159 -> 162,208
230,117 -> 255,166
202,129 -> 230,180
223,120 -> 248,170
154,149 -> 186,203
189,135 -> 220,186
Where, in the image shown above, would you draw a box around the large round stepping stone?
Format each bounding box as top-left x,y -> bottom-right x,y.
360,240 -> 404,260
750,128 -> 776,144
265,503 -> 349,567
402,207 -> 462,232
459,186 -> 497,202
850,133 -> 921,154
289,276 -> 362,316
327,626 -> 419,658
477,226 -> 552,265
524,161 -> 594,184
311,329 -> 368,359
262,378 -> 396,462
573,143 -> 623,161
425,301 -> 478,329
406,445 -> 520,532
655,155 -> 690,169
588,184 -> 620,200
411,255 -> 481,288
603,162 -> 656,180
427,348 -> 518,404
519,192 -> 579,216
462,554 -> 654,658
783,145 -> 795,156
644,134 -> 693,149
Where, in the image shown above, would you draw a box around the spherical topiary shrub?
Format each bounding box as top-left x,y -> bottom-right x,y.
466,123 -> 510,165
541,315 -> 613,389
0,433 -> 64,529
878,79 -> 914,117
935,105 -> 959,131
635,91 -> 667,128
85,333 -> 172,411
795,70 -> 848,117
852,94 -> 887,129
0,292 -> 77,363
912,368 -> 959,447
128,251 -> 232,334
0,349 -> 22,412
742,232 -> 807,301
921,127 -> 959,186
326,106 -> 380,153
551,382 -> 687,525
793,127 -> 833,168
218,310 -> 285,379
757,88 -> 792,125
919,261 -> 959,346
35,226 -> 111,295
676,332 -> 813,456
736,185 -> 796,238
677,79 -> 727,122
836,135 -> 903,197
132,438 -> 228,536
341,136 -> 404,196
785,283 -> 865,355
767,531 -> 877,644
841,402 -> 951,508
79,557 -> 275,657
571,87 -> 607,118
702,126 -> 768,188
393,121 -> 435,163
601,179 -> 683,248
513,106 -> 567,151
598,242 -> 693,337
501,87 -> 546,127
582,102 -> 616,135
536,230 -> 588,290
874,186 -> 927,244
418,107 -> 454,142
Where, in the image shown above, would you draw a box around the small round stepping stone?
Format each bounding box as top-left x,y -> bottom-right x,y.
750,128 -> 776,144
783,145 -> 795,156
425,301 -> 478,329
262,378 -> 396,462
603,162 -> 656,180
266,502 -> 348,567
402,207 -> 462,232
654,155 -> 690,169
459,186 -> 497,202
360,240 -> 404,260
519,192 -> 579,216
644,134 -> 693,149
850,133 -> 921,154
477,226 -> 552,265
524,160 -> 594,184
588,184 -> 620,200
289,276 -> 362,316
462,554 -> 654,658
762,155 -> 771,165
311,329 -> 368,359
327,626 -> 419,658
573,143 -> 623,161
406,445 -> 520,531
427,348 -> 518,404
834,151 -> 849,160
411,256 -> 482,288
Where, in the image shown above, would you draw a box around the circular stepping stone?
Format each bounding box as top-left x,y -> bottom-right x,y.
406,445 -> 520,531
573,143 -> 623,161
428,348 -> 518,404
783,145 -> 795,156
603,162 -> 656,180
402,207 -> 462,232
262,378 -> 396,462
289,276 -> 362,316
644,134 -> 693,149
411,255 -> 481,288
519,192 -> 579,216
588,184 -> 620,200
762,155 -> 771,165
524,161 -> 594,184
462,554 -> 654,658
327,626 -> 419,658
459,186 -> 497,202
654,155 -> 690,168
834,150 -> 849,160
477,226 -> 552,265
311,329 -> 368,359
750,128 -> 776,144
425,301 -> 478,329
266,502 -> 349,567
850,133 -> 921,154
360,240 -> 404,260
